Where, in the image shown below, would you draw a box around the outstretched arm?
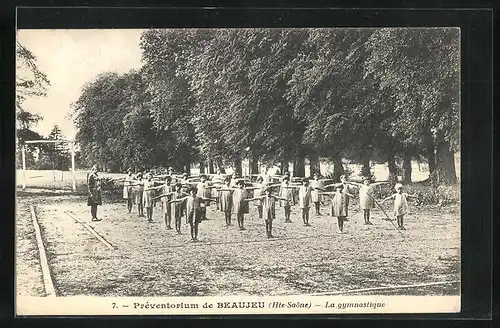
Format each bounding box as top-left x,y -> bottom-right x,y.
406,193 -> 419,199
205,185 -> 219,189
145,184 -> 164,191
153,192 -> 175,200
244,196 -> 265,202
244,186 -> 261,191
371,181 -> 389,187
216,187 -> 237,192
200,196 -> 217,202
382,194 -> 395,202
281,185 -> 300,189
169,197 -> 188,204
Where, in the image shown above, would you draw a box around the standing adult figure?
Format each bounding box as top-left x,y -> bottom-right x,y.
87,165 -> 102,221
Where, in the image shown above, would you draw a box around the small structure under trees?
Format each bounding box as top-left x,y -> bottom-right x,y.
20,139 -> 77,191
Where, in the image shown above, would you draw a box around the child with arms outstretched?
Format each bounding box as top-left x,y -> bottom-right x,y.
279,176 -> 296,223
216,177 -> 234,226
245,187 -> 288,238
382,183 -> 417,230
348,177 -> 388,225
168,187 -> 216,241
320,184 -> 355,233
142,172 -> 165,222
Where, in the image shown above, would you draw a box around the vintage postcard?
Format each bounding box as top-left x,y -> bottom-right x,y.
15,27 -> 461,316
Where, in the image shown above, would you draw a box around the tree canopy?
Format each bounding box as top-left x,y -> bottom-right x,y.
72,28 -> 460,184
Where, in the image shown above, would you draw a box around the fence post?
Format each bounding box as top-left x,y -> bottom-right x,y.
22,144 -> 27,190
71,142 -> 76,192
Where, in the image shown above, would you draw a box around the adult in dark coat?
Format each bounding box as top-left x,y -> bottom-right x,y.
87,165 -> 102,221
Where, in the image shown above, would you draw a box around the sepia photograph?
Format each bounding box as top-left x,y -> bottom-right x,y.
15,27 -> 461,315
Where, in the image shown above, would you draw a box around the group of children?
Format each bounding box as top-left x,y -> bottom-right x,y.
113,167 -> 416,241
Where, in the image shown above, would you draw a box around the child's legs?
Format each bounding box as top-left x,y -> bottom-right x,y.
90,204 -> 97,218
302,208 -> 307,223
237,212 -> 244,227
305,208 -> 310,224
257,205 -> 263,218
284,206 -> 291,220
337,217 -> 344,230
189,223 -> 195,238
166,211 -> 172,226
366,209 -> 371,221
194,223 -> 199,239
201,207 -> 207,220
127,199 -> 133,211
314,202 -> 320,214
175,216 -> 181,231
397,215 -> 404,227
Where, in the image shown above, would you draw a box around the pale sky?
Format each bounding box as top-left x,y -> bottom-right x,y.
17,29 -> 145,139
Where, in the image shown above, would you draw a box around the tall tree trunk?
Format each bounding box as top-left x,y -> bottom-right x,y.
249,152 -> 259,175
185,160 -> 191,175
294,155 -> 306,177
387,151 -> 398,183
402,152 -> 412,184
234,157 -> 242,177
308,153 -> 321,176
208,159 -> 215,174
360,153 -> 371,179
332,154 -> 344,181
281,151 -> 290,175
199,161 -> 205,174
436,141 -> 457,184
425,139 -> 436,179
216,159 -> 225,174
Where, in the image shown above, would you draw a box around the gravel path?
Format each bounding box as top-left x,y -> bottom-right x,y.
16,194 -> 460,297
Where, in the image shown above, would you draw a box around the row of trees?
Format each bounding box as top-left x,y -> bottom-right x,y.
16,41 -> 49,145
16,41 -> 75,170
73,28 -> 459,184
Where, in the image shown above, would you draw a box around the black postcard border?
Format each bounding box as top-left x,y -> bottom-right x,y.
1,3 -> 494,325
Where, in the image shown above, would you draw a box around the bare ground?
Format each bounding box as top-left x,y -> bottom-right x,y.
16,193 -> 460,297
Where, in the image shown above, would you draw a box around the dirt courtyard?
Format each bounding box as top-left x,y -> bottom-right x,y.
16,191 -> 460,297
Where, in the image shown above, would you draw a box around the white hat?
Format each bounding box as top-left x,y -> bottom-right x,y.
394,183 -> 403,190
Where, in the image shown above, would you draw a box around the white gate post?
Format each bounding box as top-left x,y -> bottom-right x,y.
22,144 -> 27,190
71,142 -> 76,192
